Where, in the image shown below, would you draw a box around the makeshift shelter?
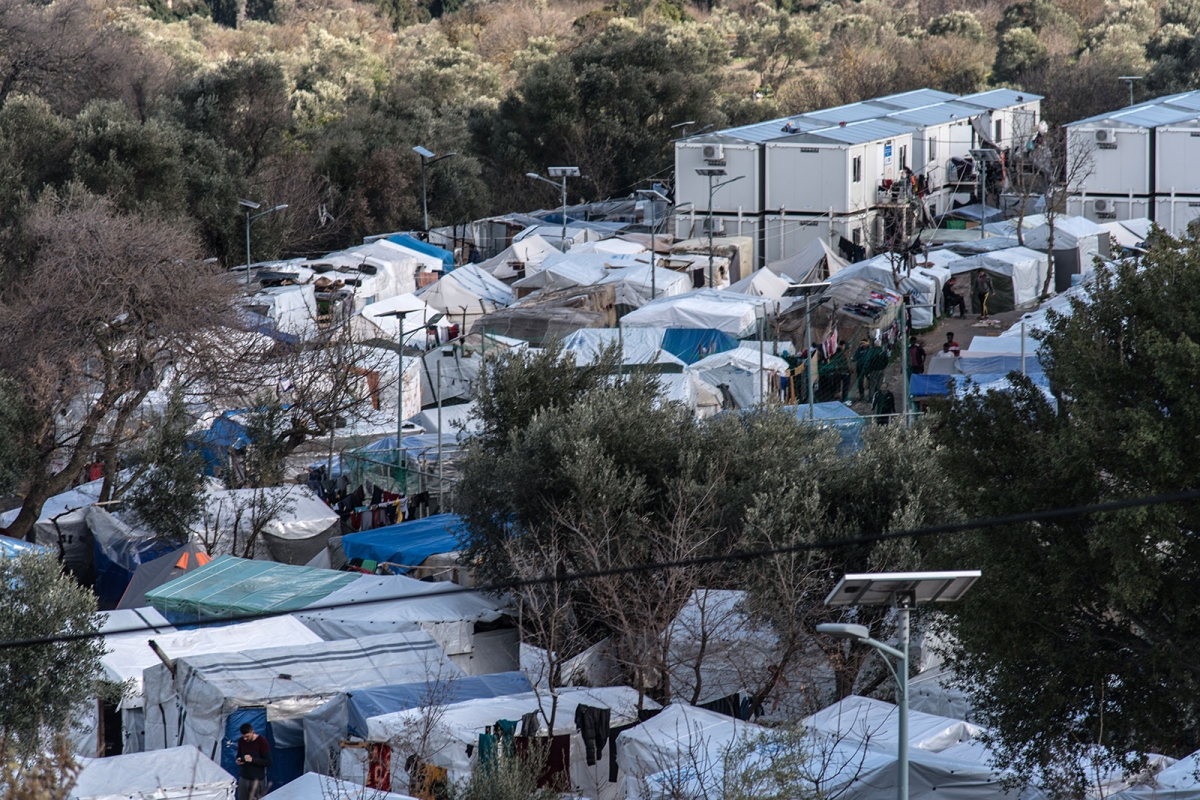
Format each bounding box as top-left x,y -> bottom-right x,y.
726,268 -> 793,298
510,259 -> 606,297
689,346 -> 790,409
829,257 -> 941,328
410,401 -> 478,436
598,263 -> 693,311
192,486 -> 340,565
420,346 -> 483,406
88,507 -> 173,610
947,247 -> 1049,313
386,234 -> 454,270
671,236 -> 754,284
769,238 -> 850,283
340,513 -> 465,575
802,278 -> 903,356
351,293 -> 450,347
572,238 -> 648,255
478,234 -> 559,280
304,672 -> 532,778
1022,216 -> 1111,292
0,487 -> 96,578
263,772 -> 417,800
145,555 -> 358,623
242,285 -> 319,342
143,630 -> 464,787
622,290 -> 778,338
295,573 -> 518,675
1116,750 -> 1200,800
419,265 -> 514,329
560,328 -> 687,368
99,612 -> 321,755
118,543 -> 214,610
803,695 -> 984,754
472,284 -> 617,344
71,745 -> 234,800
364,685 -> 658,800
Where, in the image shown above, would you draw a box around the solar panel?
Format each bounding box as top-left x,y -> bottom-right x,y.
824,571 -> 982,606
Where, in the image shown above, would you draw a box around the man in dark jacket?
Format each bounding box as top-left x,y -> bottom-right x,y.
974,269 -> 995,319
236,723 -> 272,800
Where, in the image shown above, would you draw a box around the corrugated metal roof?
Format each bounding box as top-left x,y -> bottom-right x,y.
960,88 -> 1043,110
801,102 -> 899,125
887,101 -> 983,127
1067,91 -> 1200,127
703,116 -> 825,144
873,88 -> 960,110
799,118 -> 916,145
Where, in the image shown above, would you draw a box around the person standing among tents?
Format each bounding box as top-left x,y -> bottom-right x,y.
974,269 -> 995,320
826,342 -> 853,402
872,380 -> 896,424
943,277 -> 967,318
909,339 -> 927,375
853,339 -> 872,400
236,723 -> 272,800
865,342 -> 889,402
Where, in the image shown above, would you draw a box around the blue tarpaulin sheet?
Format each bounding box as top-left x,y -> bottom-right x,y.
958,355 -> 1044,375
910,372 -> 1052,396
194,410 -> 252,476
661,329 -> 739,365
342,513 -> 464,572
388,234 -> 454,269
347,671 -> 532,737
0,535 -> 49,558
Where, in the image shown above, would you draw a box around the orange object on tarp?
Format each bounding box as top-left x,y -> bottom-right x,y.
117,542 -> 214,610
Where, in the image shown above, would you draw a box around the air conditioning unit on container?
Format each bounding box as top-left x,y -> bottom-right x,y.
1093,198 -> 1111,213
701,218 -> 725,235
1094,129 -> 1116,143
701,144 -> 724,161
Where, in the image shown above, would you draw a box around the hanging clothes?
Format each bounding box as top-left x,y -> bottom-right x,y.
574,705 -> 611,767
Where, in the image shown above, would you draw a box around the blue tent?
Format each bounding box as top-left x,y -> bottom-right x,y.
347,672 -> 531,737
387,234 -> 454,269
194,410 -> 252,476
787,402 -> 866,451
342,513 -> 464,572
910,372 -> 1051,397
661,329 -> 739,365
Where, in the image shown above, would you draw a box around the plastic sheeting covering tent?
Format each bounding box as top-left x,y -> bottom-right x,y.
71,745 -> 234,800
143,631 -> 465,766
770,238 -> 850,283
788,402 -> 866,451
145,554 -> 358,622
194,487 -> 341,565
831,257 -> 941,328
263,772 -> 417,800
597,262 -> 693,309
351,292 -> 450,345
947,248 -> 1049,312
726,268 -> 793,298
365,685 -> 659,800
511,259 -> 607,294
244,285 -> 319,341
478,234 -> 559,280
560,328 -> 686,367
622,290 -> 778,338
88,507 -> 173,609
340,513 -> 465,573
803,695 -> 984,754
387,234 -> 454,269
347,672 -> 533,738
294,574 -> 515,675
118,543 -> 214,609
1116,750 -> 1200,800
689,346 -> 790,409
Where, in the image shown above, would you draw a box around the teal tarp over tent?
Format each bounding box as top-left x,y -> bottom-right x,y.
145,554 -> 357,623
341,513 -> 464,572
388,234 -> 454,269
0,535 -> 49,557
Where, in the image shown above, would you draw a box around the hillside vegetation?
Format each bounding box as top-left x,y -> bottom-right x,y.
0,0 -> 1195,263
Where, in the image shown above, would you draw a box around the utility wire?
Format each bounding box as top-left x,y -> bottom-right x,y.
3,487 -> 1199,651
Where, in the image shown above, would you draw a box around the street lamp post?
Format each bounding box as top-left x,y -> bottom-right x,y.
694,169 -> 744,288
527,167 -> 580,251
238,198 -> 289,289
412,146 -> 457,235
1119,76 -> 1143,107
636,188 -> 672,301
377,308 -> 444,490
816,571 -> 982,800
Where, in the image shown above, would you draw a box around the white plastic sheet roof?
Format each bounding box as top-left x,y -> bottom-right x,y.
770,238 -> 850,282
622,290 -> 778,338
71,745 -> 234,800
947,247 -> 1049,308
617,702 -> 762,785
560,327 -> 686,367
572,238 -> 648,255
196,485 -> 338,544
479,234 -> 560,280
353,292 -> 449,342
1116,750 -> 1200,800
262,772 -> 418,800
726,268 -> 793,298
599,264 -> 693,307
1023,216 -> 1108,250
366,685 -> 656,744
247,284 -> 318,339
803,695 -> 984,754
294,574 -> 506,644
102,613 -> 321,709
690,345 -> 789,375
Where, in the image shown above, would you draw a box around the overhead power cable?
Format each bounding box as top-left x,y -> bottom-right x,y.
1,487 -> 1198,651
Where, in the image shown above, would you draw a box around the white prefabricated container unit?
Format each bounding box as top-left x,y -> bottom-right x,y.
674,213 -> 765,268
1155,116 -> 1200,196
885,102 -> 981,214
958,89 -> 1042,150
762,210 -> 878,263
1153,196 -> 1200,236
675,140 -> 765,214
1066,194 -> 1153,224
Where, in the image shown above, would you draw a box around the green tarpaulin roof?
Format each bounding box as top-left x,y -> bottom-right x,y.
145,554 -> 358,622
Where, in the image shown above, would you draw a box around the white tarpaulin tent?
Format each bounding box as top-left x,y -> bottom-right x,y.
244,284 -> 319,340
804,695 -> 984,754
572,238 -> 648,255
72,745 -> 234,800
419,265 -> 514,329
689,346 -> 790,409
599,264 -> 693,307
143,631 -> 464,758
622,290 -> 778,338
195,486 -> 339,565
366,686 -> 658,800
478,234 -> 559,280
262,772 -> 418,800
294,574 -> 515,675
1116,751 -> 1200,800
351,293 -> 451,346
947,247 -> 1049,312
831,256 -> 942,328
511,259 -> 606,293
726,268 -> 793,298
560,328 -> 687,367
769,238 -> 850,282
